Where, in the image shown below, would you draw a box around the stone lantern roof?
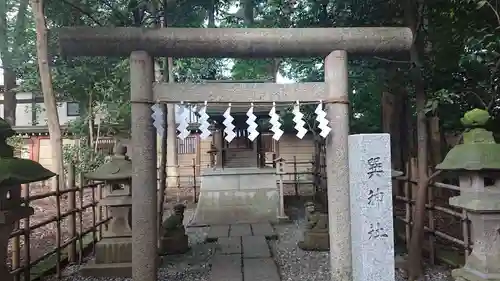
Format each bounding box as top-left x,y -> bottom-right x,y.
0,117 -> 55,186
85,144 -> 131,181
436,109 -> 500,171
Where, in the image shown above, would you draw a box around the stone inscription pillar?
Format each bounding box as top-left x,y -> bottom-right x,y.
324,50 -> 352,280
130,51 -> 158,281
349,134 -> 395,281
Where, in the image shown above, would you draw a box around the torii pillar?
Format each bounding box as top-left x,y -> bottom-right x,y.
56,27 -> 413,281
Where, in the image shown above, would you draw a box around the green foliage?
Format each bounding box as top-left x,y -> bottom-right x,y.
6,135 -> 23,153
62,140 -> 107,175
8,0 -> 500,147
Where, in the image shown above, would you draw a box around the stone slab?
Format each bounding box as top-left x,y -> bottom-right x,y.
251,223 -> 277,239
348,134 -> 395,281
189,168 -> 279,225
95,237 -> 132,263
242,235 -> 270,258
206,225 -> 230,242
216,237 -> 242,255
80,261 -> 131,278
243,258 -> 280,281
210,254 -> 243,281
230,224 -> 252,237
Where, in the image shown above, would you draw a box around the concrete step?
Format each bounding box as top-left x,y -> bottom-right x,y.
216,237 -> 242,255
243,258 -> 280,281
242,236 -> 271,258
251,223 -> 278,240
210,254 -> 242,281
229,224 -> 252,237
206,225 -> 230,242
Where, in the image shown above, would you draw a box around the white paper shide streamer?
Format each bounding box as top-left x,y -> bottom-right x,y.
223,103 -> 236,143
268,102 -> 283,141
198,102 -> 211,140
246,103 -> 259,141
177,102 -> 190,140
315,102 -> 332,138
292,101 -> 308,139
151,103 -> 164,137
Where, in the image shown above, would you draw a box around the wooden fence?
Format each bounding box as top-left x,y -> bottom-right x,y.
161,156 -> 318,203
7,155 -> 473,281
7,165 -> 109,281
392,159 -> 470,266
7,157 -> 317,280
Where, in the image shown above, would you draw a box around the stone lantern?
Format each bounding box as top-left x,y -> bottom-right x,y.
80,144 -> 133,277
0,118 -> 55,281
435,109 -> 500,281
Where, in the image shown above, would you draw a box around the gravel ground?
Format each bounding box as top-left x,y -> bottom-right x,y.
270,218 -> 453,281
38,200 -> 453,281
8,183 -> 96,266
42,208 -> 213,281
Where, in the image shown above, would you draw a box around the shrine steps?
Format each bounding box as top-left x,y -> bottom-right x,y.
207,223 -> 280,281
187,167 -> 279,226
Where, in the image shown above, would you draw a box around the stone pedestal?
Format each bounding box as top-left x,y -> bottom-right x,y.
159,235 -> 189,255
298,231 -> 329,251
189,167 -> 279,226
81,195 -> 132,277
450,193 -> 500,281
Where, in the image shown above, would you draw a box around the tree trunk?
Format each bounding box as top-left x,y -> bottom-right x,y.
0,0 -> 29,126
166,68 -> 178,192
158,0 -> 179,231
405,0 -> 429,279
31,0 -> 65,190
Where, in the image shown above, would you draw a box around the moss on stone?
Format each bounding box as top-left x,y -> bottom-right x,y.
437,109 -> 500,171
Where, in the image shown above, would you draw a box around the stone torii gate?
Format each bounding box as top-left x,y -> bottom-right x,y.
56,27 -> 413,281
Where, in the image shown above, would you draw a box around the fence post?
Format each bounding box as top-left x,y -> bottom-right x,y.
67,164 -> 77,263
22,183 -> 31,281
55,175 -> 62,279
97,180 -> 103,240
78,172 -> 86,263
427,168 -> 436,265
192,158 -> 197,203
12,214 -> 20,281
176,164 -> 181,202
293,156 -> 298,197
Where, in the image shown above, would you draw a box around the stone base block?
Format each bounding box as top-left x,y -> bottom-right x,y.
189,168 -> 279,225
298,232 -> 329,252
95,237 -> 132,264
452,267 -> 500,281
276,216 -> 291,224
159,235 -> 189,255
80,260 -> 131,278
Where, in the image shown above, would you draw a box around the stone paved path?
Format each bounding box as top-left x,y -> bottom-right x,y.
207,223 -> 280,281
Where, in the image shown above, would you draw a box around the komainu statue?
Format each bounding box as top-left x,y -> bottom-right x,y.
297,201 -> 329,251
159,203 -> 189,255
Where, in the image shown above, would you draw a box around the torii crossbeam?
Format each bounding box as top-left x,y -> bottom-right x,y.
56,26 -> 413,281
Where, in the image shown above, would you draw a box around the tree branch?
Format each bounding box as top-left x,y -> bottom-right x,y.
483,0 -> 500,26
374,56 -> 412,64
464,90 -> 488,109
60,0 -> 103,26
